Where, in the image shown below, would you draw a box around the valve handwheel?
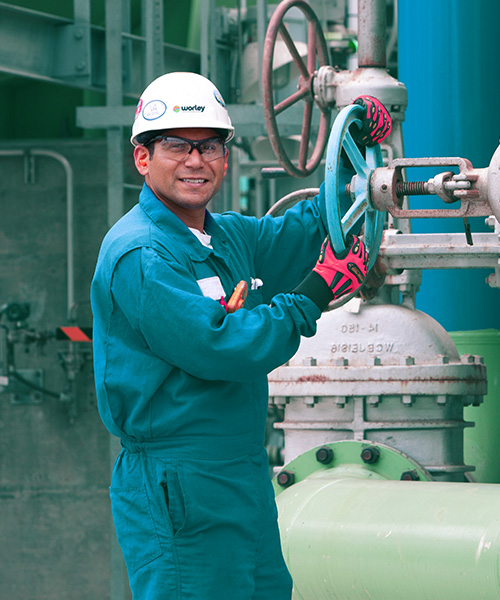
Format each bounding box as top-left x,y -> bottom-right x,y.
325,104 -> 384,271
262,0 -> 331,178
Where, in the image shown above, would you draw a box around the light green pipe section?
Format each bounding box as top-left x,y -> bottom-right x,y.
450,329 -> 500,483
277,472 -> 500,600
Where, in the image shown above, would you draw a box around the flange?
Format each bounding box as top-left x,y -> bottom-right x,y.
273,440 -> 433,496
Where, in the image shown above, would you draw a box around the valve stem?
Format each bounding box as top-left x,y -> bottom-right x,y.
395,181 -> 431,197
345,181 -> 436,197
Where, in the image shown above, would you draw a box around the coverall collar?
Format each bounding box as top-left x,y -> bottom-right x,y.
138,184 -> 230,261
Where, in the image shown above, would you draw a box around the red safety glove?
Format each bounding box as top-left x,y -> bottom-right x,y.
352,95 -> 392,147
314,235 -> 367,297
292,235 -> 368,311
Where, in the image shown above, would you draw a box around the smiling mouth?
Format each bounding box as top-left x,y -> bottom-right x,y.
180,178 -> 207,183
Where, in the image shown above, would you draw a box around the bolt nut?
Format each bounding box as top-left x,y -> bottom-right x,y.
316,447 -> 334,465
272,396 -> 288,406
303,357 -> 317,366
400,470 -> 419,481
334,396 -> 346,407
277,470 -> 295,488
361,446 -> 380,464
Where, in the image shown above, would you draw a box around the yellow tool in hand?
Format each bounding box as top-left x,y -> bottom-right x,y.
226,280 -> 248,313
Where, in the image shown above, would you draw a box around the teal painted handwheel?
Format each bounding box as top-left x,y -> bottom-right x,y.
325,104 -> 384,270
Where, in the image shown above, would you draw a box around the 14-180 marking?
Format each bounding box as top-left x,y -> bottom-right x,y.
341,323 -> 379,334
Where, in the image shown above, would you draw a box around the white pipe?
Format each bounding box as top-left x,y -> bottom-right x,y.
347,0 -> 358,70
0,149 -> 74,322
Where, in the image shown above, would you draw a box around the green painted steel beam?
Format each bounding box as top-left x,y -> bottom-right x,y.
142,0 -> 164,84
187,0 -> 201,52
76,106 -> 135,128
0,2 -> 199,95
274,441 -> 500,600
105,0 -> 125,228
74,0 -> 91,23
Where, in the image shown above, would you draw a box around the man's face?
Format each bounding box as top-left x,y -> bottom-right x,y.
134,127 -> 228,224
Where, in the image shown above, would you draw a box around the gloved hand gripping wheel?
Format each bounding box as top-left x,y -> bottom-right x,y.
325,103 -> 385,271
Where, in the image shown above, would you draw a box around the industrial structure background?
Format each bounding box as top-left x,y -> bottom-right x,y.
0,1 -> 499,599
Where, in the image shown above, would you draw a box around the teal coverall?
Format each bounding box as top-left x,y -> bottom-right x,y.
91,182 -> 340,599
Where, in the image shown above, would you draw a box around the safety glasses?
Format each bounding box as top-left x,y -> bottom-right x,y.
147,135 -> 226,162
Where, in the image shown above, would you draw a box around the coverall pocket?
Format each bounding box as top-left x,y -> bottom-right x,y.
110,486 -> 163,573
160,466 -> 187,537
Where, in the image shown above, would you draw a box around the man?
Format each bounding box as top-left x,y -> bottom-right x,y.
91,71 -> 391,599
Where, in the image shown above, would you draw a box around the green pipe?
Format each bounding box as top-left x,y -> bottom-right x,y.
277,472 -> 500,600
450,329 -> 500,483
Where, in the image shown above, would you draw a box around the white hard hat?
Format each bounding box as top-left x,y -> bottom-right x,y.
131,72 -> 235,146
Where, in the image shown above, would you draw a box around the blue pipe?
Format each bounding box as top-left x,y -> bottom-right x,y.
398,0 -> 500,330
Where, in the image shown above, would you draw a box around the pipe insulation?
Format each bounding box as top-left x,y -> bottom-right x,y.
277,472 -> 500,600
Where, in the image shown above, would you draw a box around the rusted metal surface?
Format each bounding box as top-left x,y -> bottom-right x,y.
262,0 -> 331,178
358,0 -> 387,67
269,362 -> 487,396
296,374 -> 328,383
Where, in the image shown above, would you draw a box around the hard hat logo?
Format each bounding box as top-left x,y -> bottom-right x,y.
178,105 -> 205,113
213,90 -> 226,108
143,100 -> 167,121
134,99 -> 143,121
131,72 -> 234,146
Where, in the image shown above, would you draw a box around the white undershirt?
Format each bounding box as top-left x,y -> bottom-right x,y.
188,227 -> 213,249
